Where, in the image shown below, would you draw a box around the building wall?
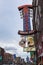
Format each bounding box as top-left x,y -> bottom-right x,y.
32,0 -> 43,59
3,53 -> 13,64
0,47 -> 5,64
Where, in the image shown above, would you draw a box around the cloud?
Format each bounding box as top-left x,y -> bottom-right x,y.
0,40 -> 23,54
5,47 -> 17,51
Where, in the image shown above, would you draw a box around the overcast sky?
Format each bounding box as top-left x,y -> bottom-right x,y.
0,0 -> 32,60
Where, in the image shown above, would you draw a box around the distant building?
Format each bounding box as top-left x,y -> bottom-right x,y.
14,57 -> 21,64
14,56 -> 26,65
3,53 -> 13,64
0,47 -> 5,65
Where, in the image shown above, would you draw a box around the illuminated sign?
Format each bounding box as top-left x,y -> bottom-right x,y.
19,42 -> 25,47
19,38 -> 26,47
27,36 -> 34,46
18,30 -> 38,35
23,35 -> 36,52
18,31 -> 29,35
23,9 -> 31,31
23,46 -> 36,52
18,5 -> 32,32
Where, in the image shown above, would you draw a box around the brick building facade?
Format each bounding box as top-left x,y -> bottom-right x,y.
32,0 -> 43,64
0,47 -> 5,65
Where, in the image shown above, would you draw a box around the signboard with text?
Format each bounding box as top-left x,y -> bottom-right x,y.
23,46 -> 36,52
27,36 -> 34,46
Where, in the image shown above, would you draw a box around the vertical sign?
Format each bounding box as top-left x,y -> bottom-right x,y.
23,7 -> 31,32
